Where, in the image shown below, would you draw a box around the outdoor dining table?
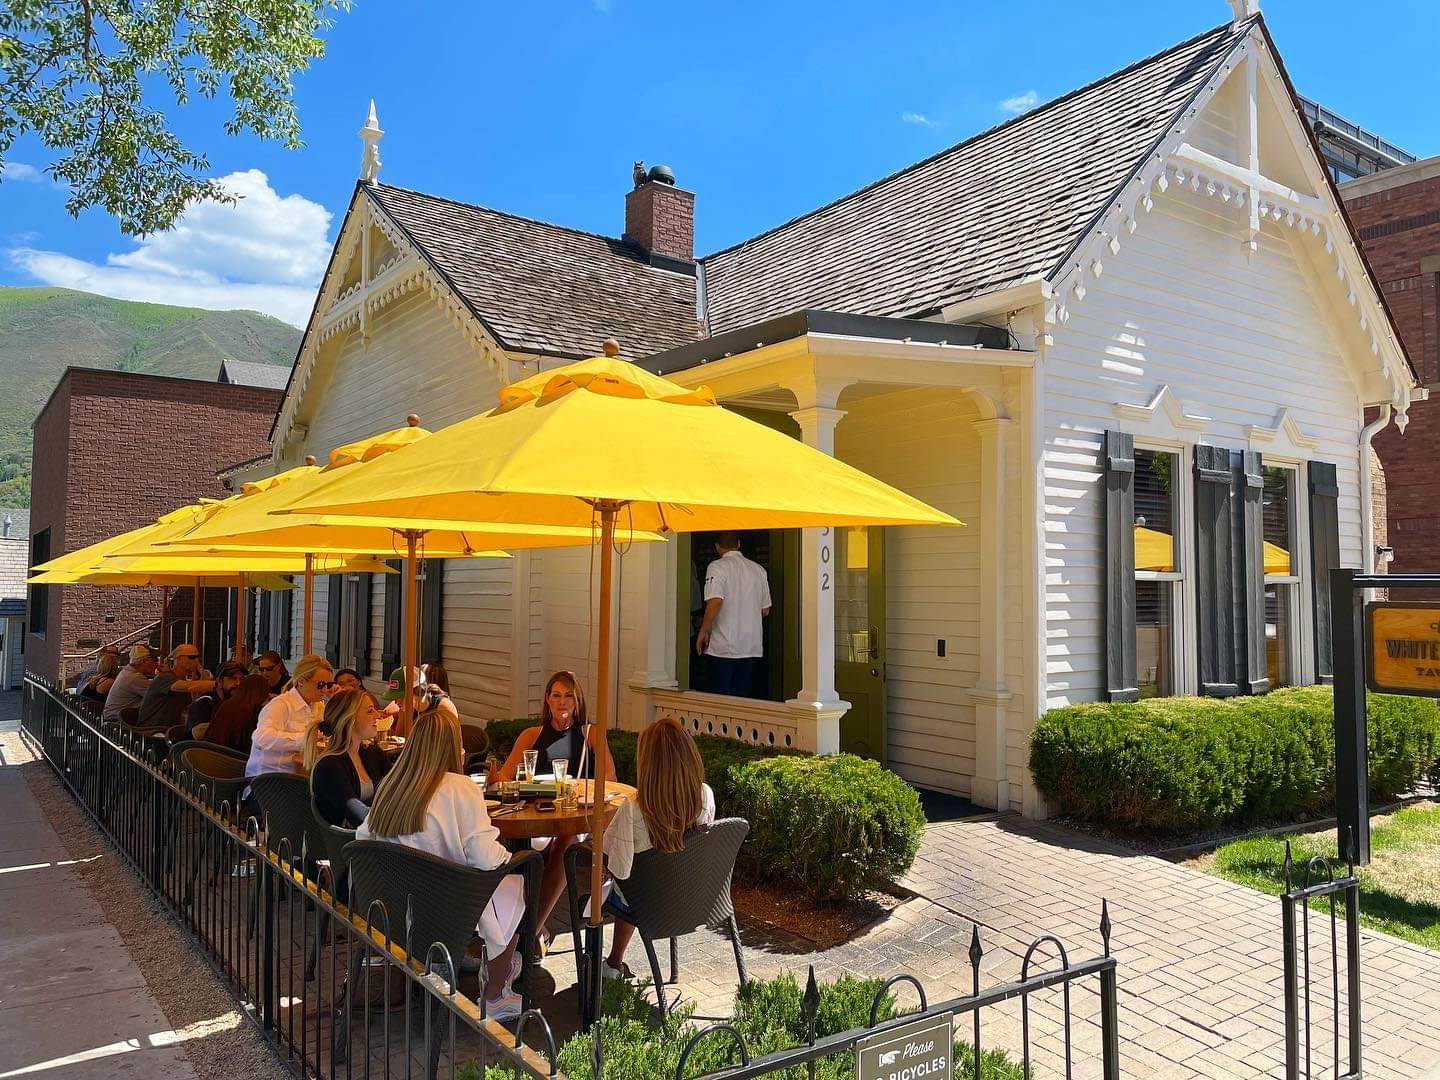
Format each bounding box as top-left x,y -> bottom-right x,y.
482,778 -> 636,842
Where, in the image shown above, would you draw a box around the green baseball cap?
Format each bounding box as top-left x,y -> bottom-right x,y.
381,666 -> 421,701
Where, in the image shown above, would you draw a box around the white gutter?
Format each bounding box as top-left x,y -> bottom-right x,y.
1359,404 -> 1392,577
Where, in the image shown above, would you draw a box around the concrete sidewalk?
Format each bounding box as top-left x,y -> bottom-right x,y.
0,714 -> 200,1080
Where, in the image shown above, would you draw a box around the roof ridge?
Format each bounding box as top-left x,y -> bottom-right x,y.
699,17 -> 1248,268
371,182 -> 632,248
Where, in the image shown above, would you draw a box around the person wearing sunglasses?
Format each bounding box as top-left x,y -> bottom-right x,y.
245,653 -> 335,777
256,650 -> 289,695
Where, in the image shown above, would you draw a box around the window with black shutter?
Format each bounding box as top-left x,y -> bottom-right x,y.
1134,447 -> 1183,698
1308,460 -> 1341,681
1195,445 -> 1240,696
381,560 -> 402,674
325,574 -> 343,666
1103,431 -> 1138,702
420,559 -> 444,664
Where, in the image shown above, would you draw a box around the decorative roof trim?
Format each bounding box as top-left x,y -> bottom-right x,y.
1113,384 -> 1211,435
1246,408 -> 1320,457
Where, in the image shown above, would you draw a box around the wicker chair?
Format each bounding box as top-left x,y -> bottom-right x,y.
252,773 -> 327,874
177,745 -> 250,817
334,840 -> 542,1066
566,818 -> 749,1019
310,796 -> 357,898
460,724 -> 488,758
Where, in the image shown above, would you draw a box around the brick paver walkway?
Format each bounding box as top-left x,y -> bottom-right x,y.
534,813 -> 1440,1078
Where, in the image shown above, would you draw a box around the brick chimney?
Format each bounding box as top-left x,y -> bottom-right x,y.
624,162 -> 695,270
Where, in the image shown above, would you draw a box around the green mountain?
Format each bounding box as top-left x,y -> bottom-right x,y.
0,287 -> 299,507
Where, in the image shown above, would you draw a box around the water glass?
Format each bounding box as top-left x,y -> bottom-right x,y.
552,757 -> 569,795
521,748 -> 539,782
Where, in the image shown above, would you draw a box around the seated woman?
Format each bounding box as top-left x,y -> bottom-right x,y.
245,654 -> 333,777
357,706 -> 528,1020
495,671 -> 615,937
421,661 -> 450,696
205,673 -> 273,752
308,688 -> 391,827
599,717 -> 715,979
79,652 -> 121,706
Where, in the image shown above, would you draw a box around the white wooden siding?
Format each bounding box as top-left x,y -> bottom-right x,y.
1041,184 -> 1366,707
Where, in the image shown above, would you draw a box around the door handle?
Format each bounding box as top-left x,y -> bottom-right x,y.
868,627 -> 880,660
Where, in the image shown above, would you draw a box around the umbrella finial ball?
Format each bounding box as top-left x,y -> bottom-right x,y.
601,338 -> 621,357
304,455 -> 317,466
406,413 -> 421,427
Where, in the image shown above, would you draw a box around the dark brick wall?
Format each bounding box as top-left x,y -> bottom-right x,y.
1345,168 -> 1440,576
624,181 -> 695,263
26,368 -> 282,680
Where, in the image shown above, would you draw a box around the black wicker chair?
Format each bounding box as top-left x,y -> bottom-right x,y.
177,745 -> 249,816
566,817 -> 749,1019
334,839 -> 542,1069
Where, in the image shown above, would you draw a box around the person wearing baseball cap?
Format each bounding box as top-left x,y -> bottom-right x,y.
101,644 -> 160,724
138,643 -> 215,730
382,666 -> 458,724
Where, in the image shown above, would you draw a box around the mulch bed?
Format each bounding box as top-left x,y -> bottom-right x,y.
732,878 -> 906,949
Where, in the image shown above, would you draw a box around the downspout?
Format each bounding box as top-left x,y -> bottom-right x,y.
1359,404 -> 1391,577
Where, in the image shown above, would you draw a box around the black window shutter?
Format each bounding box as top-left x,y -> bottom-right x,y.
1235,450 -> 1269,695
325,574 -> 343,666
1308,461 -> 1342,682
381,560 -> 402,674
421,559 -> 444,663
1103,430 -> 1139,702
353,573 -> 373,675
1195,445 -> 1240,696
256,590 -> 272,652
278,586 -> 293,658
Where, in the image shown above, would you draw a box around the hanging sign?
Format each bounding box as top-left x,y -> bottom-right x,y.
1366,603 -> 1440,697
856,1012 -> 953,1080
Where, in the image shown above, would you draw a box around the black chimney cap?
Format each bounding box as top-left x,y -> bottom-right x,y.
646,164 -> 676,186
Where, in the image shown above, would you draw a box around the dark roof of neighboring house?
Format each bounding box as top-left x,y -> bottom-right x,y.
218,358 -> 291,389
699,19 -> 1249,336
0,509 -> 29,541
366,184 -> 703,360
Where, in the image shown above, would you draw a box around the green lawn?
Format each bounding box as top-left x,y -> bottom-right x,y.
1202,802 -> 1440,950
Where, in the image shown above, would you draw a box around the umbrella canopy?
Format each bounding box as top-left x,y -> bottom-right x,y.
275,356 -> 960,533
269,347 -> 962,999
30,567 -> 295,589
1134,525 -> 1289,575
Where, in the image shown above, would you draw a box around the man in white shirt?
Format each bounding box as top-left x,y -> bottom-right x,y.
696,533 -> 771,698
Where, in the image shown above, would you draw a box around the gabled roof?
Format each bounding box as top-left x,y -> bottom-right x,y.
366,185 -> 702,360
700,19 -> 1250,335
218,358 -> 291,389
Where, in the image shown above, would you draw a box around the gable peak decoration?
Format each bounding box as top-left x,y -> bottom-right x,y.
1227,0 -> 1259,24
1113,384 -> 1211,436
359,100 -> 383,184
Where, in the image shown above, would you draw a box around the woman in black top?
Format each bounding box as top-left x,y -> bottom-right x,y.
80,653 -> 121,705
308,689 -> 391,827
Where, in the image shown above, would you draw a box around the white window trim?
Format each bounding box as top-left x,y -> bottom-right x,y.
1261,460 -> 1313,686
1133,438 -> 1197,697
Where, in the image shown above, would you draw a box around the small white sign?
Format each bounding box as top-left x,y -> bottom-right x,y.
856,1013 -> 953,1080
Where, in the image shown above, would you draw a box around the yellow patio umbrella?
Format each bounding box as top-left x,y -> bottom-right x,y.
165,415 -> 664,726
272,345 -> 962,991
1134,524 -> 1290,575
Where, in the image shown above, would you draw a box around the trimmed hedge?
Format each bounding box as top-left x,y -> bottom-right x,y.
482,718 -> 920,903
1029,686 -> 1440,833
728,754 -> 925,903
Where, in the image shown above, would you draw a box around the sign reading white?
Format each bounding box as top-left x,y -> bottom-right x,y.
856,1013 -> 953,1080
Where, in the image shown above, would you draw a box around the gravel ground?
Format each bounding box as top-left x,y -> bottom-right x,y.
4,731 -> 289,1080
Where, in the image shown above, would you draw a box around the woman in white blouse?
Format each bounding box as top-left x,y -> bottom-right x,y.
357,704 -> 527,1020
599,717 -> 715,980
245,654 -> 333,777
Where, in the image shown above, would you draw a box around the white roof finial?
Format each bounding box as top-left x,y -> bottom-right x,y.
1227,0 -> 1259,23
359,100 -> 383,184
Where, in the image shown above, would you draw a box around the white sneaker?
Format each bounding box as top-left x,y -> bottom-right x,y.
485,989 -> 523,1022
601,961 -> 629,981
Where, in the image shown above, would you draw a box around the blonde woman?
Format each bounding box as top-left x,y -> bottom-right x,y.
308,689 -> 391,827
79,651 -> 122,705
599,717 -> 715,979
245,654 -> 334,777
357,705 -> 527,1020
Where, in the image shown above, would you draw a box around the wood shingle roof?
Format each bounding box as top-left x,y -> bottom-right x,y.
366,185 -> 703,360
699,19 -> 1250,336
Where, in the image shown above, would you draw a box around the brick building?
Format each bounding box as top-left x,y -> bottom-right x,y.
1342,158 -> 1440,576
27,368 -> 283,680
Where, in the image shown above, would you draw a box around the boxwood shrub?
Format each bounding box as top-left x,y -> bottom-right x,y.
481,718 -> 921,902
727,754 -> 925,904
1028,686 -> 1440,834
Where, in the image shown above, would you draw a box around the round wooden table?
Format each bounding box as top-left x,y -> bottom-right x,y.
484,779 -> 635,841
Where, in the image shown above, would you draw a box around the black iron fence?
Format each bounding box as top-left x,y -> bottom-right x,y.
1281,839 -> 1362,1080
20,674 -> 564,1080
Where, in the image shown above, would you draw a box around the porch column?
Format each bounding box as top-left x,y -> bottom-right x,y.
971,416 -> 1014,810
786,403 -> 851,754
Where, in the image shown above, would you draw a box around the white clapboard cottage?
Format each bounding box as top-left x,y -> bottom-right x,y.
239,8 -> 1417,816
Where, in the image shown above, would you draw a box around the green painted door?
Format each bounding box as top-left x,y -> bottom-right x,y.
834,525 -> 885,761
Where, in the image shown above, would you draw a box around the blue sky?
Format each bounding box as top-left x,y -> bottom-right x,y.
2,0 -> 1435,327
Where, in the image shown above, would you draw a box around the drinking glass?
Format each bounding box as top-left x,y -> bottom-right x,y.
552,757 -> 569,796
521,748 -> 539,782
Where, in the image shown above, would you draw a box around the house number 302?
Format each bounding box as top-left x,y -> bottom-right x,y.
820,527 -> 831,591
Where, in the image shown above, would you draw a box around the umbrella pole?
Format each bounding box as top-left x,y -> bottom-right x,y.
588,501 -> 618,1021
303,553 -> 314,654
235,574 -> 246,655
191,581 -> 201,650
159,586 -> 169,653
403,531 -> 420,735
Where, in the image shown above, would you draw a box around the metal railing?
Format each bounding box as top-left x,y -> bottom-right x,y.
1281,839 -> 1362,1080
20,674 -> 564,1080
676,911 -> 1121,1079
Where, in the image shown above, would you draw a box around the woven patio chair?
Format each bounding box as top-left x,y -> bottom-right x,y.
565,817 -> 749,1019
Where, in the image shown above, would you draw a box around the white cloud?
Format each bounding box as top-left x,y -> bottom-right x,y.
901,111 -> 936,127
999,90 -> 1038,116
8,169 -> 329,327
1,162 -> 47,183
